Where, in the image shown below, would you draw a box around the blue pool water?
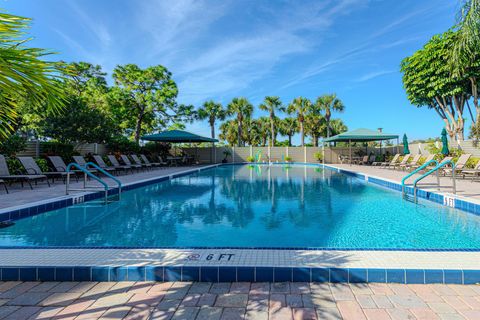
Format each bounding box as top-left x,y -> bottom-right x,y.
1,164 -> 479,249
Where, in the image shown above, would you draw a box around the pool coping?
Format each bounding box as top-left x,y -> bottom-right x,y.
0,162 -> 479,284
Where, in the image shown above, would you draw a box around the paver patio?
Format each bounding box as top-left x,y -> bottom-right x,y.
0,281 -> 478,319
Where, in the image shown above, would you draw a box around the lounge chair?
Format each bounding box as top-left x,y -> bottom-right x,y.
390,154 -> 411,170
18,156 -> 68,183
399,154 -> 421,171
408,154 -> 435,171
72,155 -> 99,174
131,154 -> 151,170
120,155 -> 142,171
157,155 -> 170,166
0,155 -> 50,189
107,155 -> 131,173
0,179 -> 8,194
461,159 -> 480,180
92,155 -> 117,174
377,154 -> 400,167
443,154 -> 471,176
140,154 -> 161,167
48,156 -> 80,181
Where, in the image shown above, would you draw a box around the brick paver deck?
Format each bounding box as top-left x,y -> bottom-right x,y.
0,281 -> 478,319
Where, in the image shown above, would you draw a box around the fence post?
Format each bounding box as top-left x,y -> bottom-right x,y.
35,140 -> 40,158
232,146 -> 235,163
304,146 -> 307,163
250,145 -> 252,158
94,143 -> 98,154
268,146 -> 271,162
286,146 -> 289,157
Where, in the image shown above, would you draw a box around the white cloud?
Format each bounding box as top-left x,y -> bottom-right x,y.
67,1 -> 112,47
355,70 -> 396,82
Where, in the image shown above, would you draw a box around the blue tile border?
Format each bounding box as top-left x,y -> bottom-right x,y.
1,265 -> 478,284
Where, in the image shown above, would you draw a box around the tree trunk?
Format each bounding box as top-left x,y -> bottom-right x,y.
313,135 -> 318,147
210,118 -> 215,139
237,120 -> 242,147
288,135 -> 292,147
270,116 -> 275,147
326,111 -> 331,138
134,107 -> 145,144
300,121 -> 304,147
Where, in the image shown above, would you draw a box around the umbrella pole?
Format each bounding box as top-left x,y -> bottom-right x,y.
349,139 -> 352,166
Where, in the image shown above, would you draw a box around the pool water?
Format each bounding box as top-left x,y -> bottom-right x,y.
1,164 -> 479,249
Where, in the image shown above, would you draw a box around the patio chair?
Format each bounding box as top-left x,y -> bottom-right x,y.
0,179 -> 8,194
460,159 -> 480,181
72,155 -> 99,174
157,155 -> 170,166
18,156 -> 68,183
443,154 -> 471,176
92,155 -> 117,174
399,154 -> 421,171
140,154 -> 161,168
377,154 -> 400,167
107,155 -> 132,173
120,154 -> 142,171
48,156 -> 80,182
131,154 -> 151,170
390,154 -> 411,170
0,155 -> 50,189
354,155 -> 368,165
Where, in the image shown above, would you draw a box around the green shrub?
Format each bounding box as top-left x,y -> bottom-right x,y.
6,157 -> 23,174
246,156 -> 255,162
107,136 -> 140,153
285,155 -> 292,162
35,158 -> 49,172
41,141 -> 76,161
0,135 -> 27,156
466,157 -> 479,169
313,151 -> 322,162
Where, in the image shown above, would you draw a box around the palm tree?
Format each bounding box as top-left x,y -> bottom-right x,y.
279,117 -> 298,146
0,12 -> 65,138
259,96 -> 284,146
219,120 -> 238,146
304,103 -> 326,147
315,94 -> 345,138
287,97 -> 312,146
197,100 -> 226,139
329,119 -> 348,136
227,97 -> 253,146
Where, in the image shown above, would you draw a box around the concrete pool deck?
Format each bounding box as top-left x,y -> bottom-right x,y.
333,164 -> 480,203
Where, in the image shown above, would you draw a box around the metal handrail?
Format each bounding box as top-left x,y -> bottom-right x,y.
413,160 -> 456,202
401,159 -> 438,197
85,162 -> 122,200
66,163 -> 110,203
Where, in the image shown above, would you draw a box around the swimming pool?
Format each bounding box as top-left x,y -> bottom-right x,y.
1,164 -> 479,249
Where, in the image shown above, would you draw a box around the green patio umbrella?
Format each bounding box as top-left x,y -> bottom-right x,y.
441,128 -> 449,155
402,134 -> 410,154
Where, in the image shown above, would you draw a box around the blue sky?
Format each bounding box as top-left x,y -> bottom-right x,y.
4,0 -> 464,143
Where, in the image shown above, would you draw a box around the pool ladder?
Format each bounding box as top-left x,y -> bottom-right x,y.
401,159 -> 456,202
65,162 -> 122,204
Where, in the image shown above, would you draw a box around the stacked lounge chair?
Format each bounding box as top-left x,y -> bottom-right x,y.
0,155 -> 49,189
48,156 -> 80,181
0,179 -> 8,193
408,154 -> 435,171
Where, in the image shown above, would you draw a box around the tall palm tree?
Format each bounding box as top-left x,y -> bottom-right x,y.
287,97 -> 312,146
279,117 -> 298,146
304,102 -> 326,147
227,97 -> 253,146
259,96 -> 284,146
315,94 -> 345,138
329,119 -> 348,136
0,12 -> 65,139
197,100 -> 226,139
219,120 -> 238,146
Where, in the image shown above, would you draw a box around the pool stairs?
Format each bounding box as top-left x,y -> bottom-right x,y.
66,162 -> 122,204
